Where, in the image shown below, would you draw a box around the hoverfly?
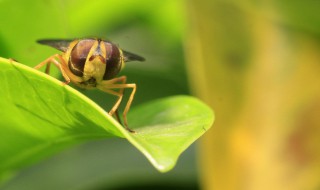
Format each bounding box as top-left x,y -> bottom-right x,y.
35,38 -> 145,132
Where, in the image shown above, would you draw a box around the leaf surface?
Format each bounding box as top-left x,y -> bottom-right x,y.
0,57 -> 214,182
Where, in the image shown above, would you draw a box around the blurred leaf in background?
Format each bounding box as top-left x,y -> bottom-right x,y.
0,0 -> 199,190
186,0 -> 320,190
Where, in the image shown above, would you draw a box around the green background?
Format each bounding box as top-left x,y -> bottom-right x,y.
0,0 -> 198,189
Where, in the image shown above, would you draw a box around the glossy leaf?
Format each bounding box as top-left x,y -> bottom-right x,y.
0,57 -> 214,182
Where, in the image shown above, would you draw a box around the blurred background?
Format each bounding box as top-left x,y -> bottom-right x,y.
0,0 -> 320,190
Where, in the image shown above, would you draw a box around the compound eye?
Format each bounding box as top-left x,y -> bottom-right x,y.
103,43 -> 122,80
69,39 -> 95,77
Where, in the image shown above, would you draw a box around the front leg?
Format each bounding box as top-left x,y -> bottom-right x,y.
35,54 -> 71,84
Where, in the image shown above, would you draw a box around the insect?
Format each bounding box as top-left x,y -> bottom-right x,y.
34,38 -> 145,132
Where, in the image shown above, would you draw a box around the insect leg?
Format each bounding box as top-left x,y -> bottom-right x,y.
45,62 -> 51,74
99,88 -> 123,116
34,56 -> 52,74
106,83 -> 136,133
99,76 -> 127,116
98,88 -> 129,129
114,110 -> 122,125
34,54 -> 70,84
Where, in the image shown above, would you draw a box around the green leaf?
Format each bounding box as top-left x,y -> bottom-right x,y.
0,57 -> 214,182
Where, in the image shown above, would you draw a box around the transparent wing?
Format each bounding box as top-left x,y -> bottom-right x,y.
37,39 -> 74,52
122,50 -> 145,62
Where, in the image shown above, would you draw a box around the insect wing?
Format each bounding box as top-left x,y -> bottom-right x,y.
122,50 -> 145,62
37,39 -> 74,52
